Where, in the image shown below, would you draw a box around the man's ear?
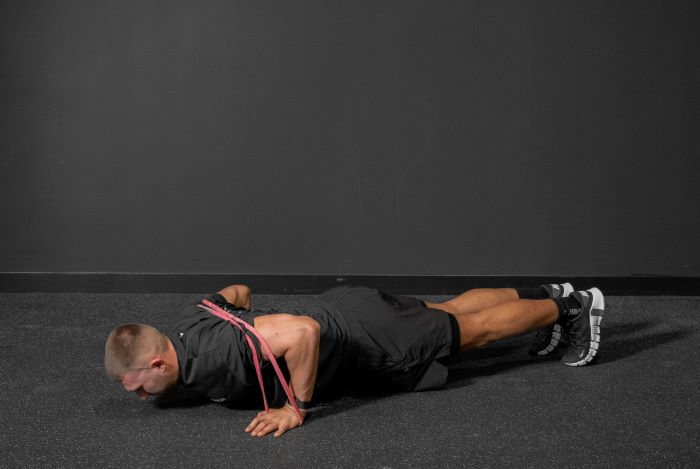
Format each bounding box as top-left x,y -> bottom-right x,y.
150,357 -> 165,370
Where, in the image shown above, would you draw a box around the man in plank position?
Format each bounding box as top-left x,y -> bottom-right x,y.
104,283 -> 604,437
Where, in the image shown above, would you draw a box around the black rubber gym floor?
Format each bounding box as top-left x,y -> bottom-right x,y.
1,292 -> 699,467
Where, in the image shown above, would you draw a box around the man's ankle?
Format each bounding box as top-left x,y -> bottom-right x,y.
553,296 -> 583,321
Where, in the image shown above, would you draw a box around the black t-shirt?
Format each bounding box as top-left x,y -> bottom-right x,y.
165,293 -> 352,408
164,286 -> 456,407
165,301 -> 264,409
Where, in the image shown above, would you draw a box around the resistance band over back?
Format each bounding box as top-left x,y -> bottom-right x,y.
197,299 -> 305,425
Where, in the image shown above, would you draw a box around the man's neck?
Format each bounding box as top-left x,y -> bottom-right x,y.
165,337 -> 180,383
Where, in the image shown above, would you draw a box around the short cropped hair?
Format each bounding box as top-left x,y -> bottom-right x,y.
104,324 -> 169,382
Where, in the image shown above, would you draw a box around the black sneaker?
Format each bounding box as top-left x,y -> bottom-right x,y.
528,283 -> 574,357
560,288 -> 605,366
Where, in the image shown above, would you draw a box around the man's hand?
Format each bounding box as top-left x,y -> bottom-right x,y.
245,404 -> 303,437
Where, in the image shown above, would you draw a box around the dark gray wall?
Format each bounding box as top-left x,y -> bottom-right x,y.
2,1 -> 699,276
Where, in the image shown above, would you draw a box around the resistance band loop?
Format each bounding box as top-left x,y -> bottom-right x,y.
197,299 -> 304,425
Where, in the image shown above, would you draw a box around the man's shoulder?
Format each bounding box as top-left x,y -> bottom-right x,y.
167,301 -> 207,331
167,296 -> 249,355
167,296 -> 229,341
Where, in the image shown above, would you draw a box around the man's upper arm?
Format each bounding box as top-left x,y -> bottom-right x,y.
254,314 -> 321,404
253,314 -> 320,361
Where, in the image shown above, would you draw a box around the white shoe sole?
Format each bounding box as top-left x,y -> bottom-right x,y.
537,324 -> 563,356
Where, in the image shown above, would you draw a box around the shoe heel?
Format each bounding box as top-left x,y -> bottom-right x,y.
587,287 -> 605,311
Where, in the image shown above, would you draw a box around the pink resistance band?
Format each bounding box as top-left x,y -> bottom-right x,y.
197,299 -> 304,425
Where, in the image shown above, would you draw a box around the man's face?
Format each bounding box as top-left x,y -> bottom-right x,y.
120,357 -> 176,400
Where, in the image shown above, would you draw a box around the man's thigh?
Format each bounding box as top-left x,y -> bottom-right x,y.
424,301 -> 459,315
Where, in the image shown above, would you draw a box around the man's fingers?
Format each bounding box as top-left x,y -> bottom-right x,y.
246,416 -> 267,433
246,410 -> 271,432
253,422 -> 276,437
245,418 -> 259,432
248,415 -> 275,437
274,424 -> 289,438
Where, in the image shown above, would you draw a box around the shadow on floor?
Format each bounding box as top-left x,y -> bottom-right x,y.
594,320 -> 692,364
443,319 -> 692,388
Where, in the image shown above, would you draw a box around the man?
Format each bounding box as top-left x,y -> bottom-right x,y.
104,282 -> 604,438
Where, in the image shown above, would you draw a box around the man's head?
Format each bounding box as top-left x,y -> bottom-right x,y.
104,324 -> 179,400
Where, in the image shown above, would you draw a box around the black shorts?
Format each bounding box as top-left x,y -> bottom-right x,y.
318,285 -> 460,392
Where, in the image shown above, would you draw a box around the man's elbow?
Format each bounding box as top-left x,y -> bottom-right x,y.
219,284 -> 251,309
235,285 -> 251,307
298,317 -> 320,340
235,284 -> 251,297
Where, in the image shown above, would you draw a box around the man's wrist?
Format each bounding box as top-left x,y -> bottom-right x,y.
280,402 -> 304,425
293,396 -> 314,410
286,397 -> 315,413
